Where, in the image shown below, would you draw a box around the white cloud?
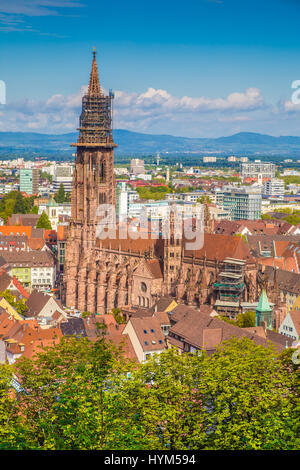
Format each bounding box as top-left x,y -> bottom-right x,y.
114,87 -> 264,115
282,100 -> 300,112
0,85 -> 266,135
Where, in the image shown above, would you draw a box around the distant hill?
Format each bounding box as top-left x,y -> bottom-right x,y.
1,130 -> 300,159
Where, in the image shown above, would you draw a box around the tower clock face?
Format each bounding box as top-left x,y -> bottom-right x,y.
141,282 -> 147,292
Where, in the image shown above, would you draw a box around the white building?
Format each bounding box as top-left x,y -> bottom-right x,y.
278,311 -> 300,341
263,178 -> 285,196
116,182 -> 139,220
130,159 -> 145,175
241,162 -> 276,179
53,165 -> 73,193
31,265 -> 56,292
203,156 -> 216,163
38,199 -> 71,230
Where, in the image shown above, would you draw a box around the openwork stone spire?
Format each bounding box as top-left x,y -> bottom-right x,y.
88,48 -> 102,96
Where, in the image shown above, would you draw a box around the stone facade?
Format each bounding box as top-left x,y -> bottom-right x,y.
64,52 -> 259,314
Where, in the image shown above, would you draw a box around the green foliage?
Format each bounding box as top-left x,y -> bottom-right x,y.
199,337 -> 298,450
0,363 -> 25,449
0,290 -> 27,316
36,211 -> 52,230
54,184 -> 66,203
30,205 -> 39,214
0,191 -> 35,222
280,175 -> 300,187
81,311 -> 90,319
218,311 -> 256,328
109,308 -> 126,324
135,185 -> 171,201
0,337 -> 297,450
283,214 -> 300,226
236,310 -> 256,327
39,171 -> 53,184
234,233 -> 247,242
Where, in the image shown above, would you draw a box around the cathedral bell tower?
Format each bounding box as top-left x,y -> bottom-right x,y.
64,50 -> 117,310
163,196 -> 183,296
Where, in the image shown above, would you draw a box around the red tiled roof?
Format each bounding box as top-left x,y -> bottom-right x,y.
12,276 -> 29,299
129,317 -> 166,352
0,226 -> 32,238
185,233 -> 254,262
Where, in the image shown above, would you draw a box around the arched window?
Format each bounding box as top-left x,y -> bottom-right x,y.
141,282 -> 147,293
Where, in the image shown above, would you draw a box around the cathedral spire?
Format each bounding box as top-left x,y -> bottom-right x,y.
88,48 -> 102,96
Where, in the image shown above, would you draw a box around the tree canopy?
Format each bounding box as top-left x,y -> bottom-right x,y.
36,211 -> 52,230
0,191 -> 35,223
54,183 -> 66,204
0,336 -> 298,450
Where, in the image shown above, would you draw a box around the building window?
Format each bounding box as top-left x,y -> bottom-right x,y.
141,282 -> 147,293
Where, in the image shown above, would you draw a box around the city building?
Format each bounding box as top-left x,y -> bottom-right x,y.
38,199 -> 71,230
216,187 -> 262,220
278,310 -> 300,341
263,178 -> 285,196
203,156 -> 216,163
122,316 -> 167,362
19,168 -> 39,195
0,251 -> 56,291
130,159 -> 145,175
116,182 -> 139,220
241,161 -> 276,179
53,165 -> 73,193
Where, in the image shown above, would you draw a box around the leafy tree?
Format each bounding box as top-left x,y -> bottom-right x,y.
14,192 -> 26,213
0,363 -> 25,449
36,211 -> 52,230
13,336 -> 135,450
135,185 -> 171,201
39,171 -> 53,184
0,336 -> 296,450
122,348 -> 206,450
54,184 -> 66,204
0,290 -> 27,316
30,205 -> 39,214
284,214 -> 300,226
236,310 -> 256,327
0,191 -> 35,222
109,308 -> 126,324
218,311 -> 255,328
200,337 -> 298,450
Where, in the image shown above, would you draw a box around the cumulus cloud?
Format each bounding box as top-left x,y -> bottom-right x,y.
282,100 -> 300,112
115,87 -> 264,115
0,85 -> 266,135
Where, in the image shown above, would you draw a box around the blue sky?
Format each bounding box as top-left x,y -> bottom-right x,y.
1,0 -> 300,137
